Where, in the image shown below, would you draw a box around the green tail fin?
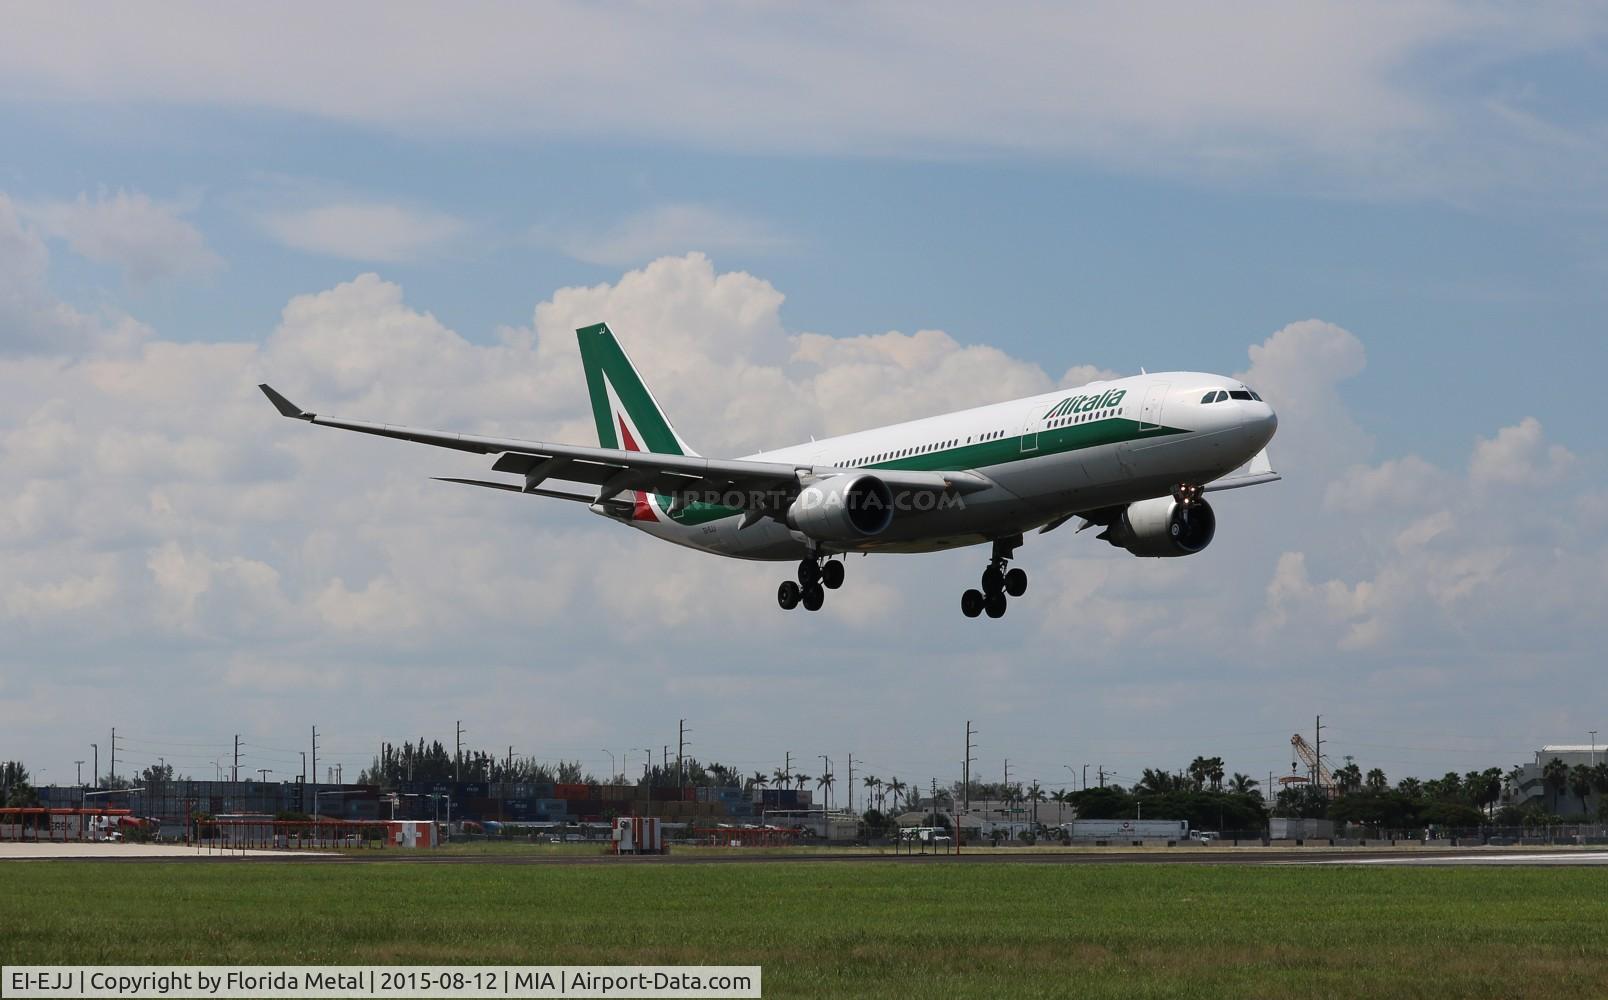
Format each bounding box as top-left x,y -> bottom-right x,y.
575,323 -> 696,457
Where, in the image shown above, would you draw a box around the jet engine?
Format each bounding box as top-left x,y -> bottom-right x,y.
1098,496 -> 1215,557
786,473 -> 895,541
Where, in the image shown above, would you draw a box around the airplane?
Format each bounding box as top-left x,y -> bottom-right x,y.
260,322 -> 1279,618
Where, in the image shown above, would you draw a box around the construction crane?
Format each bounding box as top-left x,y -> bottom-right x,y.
1290,734 -> 1332,794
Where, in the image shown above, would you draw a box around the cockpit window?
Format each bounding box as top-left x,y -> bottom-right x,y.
1200,391 -> 1217,404
1229,390 -> 1252,400
1248,390 -> 1262,401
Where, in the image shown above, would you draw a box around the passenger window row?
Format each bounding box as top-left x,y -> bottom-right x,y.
1048,409 -> 1115,428
847,436 -> 964,468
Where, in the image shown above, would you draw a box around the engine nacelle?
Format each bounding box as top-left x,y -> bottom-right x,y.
1099,496 -> 1216,557
786,474 -> 895,541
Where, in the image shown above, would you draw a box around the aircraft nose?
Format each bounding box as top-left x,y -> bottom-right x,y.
1244,402 -> 1278,449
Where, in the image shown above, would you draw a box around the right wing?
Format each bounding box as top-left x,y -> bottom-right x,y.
1201,447 -> 1280,493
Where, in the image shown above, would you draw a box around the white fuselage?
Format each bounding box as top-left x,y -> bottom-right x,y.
612,371 -> 1277,560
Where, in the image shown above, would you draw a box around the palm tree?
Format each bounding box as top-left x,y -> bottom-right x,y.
1229,773 -> 1260,795
793,773 -> 811,792
1186,757 -> 1209,790
1569,764 -> 1594,818
1476,767 -> 1504,817
887,778 -> 907,814
772,766 -> 789,788
1139,768 -> 1177,795
1542,757 -> 1569,814
1397,776 -> 1422,799
816,771 -> 834,811
1333,763 -> 1363,794
1207,757 -> 1225,791
1027,781 -> 1046,826
862,774 -> 879,814
1051,789 -> 1068,823
1364,768 -> 1388,792
750,771 -> 769,792
1504,766 -> 1526,805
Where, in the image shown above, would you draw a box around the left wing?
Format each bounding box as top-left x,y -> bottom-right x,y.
259,385 -> 986,510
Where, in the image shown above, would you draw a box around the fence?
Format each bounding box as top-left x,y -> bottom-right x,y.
193,818 -> 396,852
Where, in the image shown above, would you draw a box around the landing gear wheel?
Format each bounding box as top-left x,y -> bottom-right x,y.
1004,567 -> 1028,597
981,564 -> 1005,595
797,559 -> 821,586
961,589 -> 985,618
777,580 -> 801,610
984,591 -> 1008,618
801,583 -> 826,612
821,560 -> 845,590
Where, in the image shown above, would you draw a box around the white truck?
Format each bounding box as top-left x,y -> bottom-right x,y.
1062,819 -> 1189,842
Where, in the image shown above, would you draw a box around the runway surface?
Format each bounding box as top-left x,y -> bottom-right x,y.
7,842 -> 1608,866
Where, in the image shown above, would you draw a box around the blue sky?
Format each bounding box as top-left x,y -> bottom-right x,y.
2,3 -> 1605,792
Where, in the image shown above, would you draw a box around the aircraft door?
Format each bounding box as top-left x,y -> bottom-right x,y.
1020,404 -> 1041,453
1138,382 -> 1170,431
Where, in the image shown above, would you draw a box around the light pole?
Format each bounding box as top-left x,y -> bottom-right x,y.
637,748 -> 653,779
90,744 -> 98,788
602,750 -> 616,782
1063,764 -> 1075,792
1591,731 -> 1598,767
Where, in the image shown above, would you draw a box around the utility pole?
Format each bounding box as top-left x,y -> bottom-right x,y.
311,725 -> 319,815
964,721 -> 976,814
508,745 -> 514,772
784,751 -> 792,783
336,764 -> 342,785
300,752 -> 306,789
233,734 -> 240,783
1003,758 -> 1011,801
1098,765 -> 1105,788
91,744 -> 97,788
455,720 -> 465,783
75,760 -> 84,785
257,768 -> 270,783
677,719 -> 688,789
110,727 -> 116,782
1314,715 -> 1325,794
1591,730 -> 1598,767
663,745 -> 669,772
846,753 -> 855,814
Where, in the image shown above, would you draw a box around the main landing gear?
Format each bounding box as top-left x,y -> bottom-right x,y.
962,535 -> 1027,619
777,554 -> 845,612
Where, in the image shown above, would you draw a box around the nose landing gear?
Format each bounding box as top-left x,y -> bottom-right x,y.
962,535 -> 1027,619
778,554 -> 843,611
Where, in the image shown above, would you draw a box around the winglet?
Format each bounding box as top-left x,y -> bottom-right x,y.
258,384 -> 314,420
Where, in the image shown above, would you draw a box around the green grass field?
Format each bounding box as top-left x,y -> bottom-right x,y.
5,861 -> 1607,998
